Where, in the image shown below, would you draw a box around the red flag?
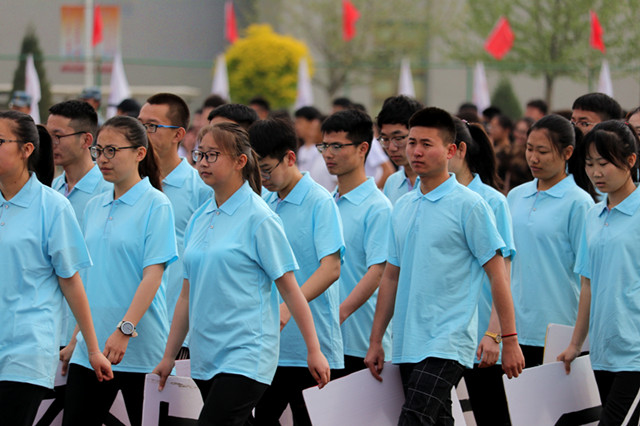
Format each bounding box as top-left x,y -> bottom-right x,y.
484,17 -> 514,60
225,1 -> 238,44
590,10 -> 605,53
92,5 -> 103,47
342,0 -> 360,42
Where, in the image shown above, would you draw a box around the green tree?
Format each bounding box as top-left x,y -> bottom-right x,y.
491,77 -> 522,120
445,0 -> 627,106
226,24 -> 312,108
11,26 -> 52,121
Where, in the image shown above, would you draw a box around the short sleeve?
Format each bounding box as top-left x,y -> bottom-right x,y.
568,197 -> 592,257
488,196 -> 516,259
255,214 -> 299,281
48,202 -> 92,278
387,215 -> 400,267
312,197 -> 345,262
143,201 -> 178,269
573,219 -> 591,279
463,199 -> 505,267
364,203 -> 391,268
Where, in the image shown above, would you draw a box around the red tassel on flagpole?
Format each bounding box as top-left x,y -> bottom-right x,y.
484,16 -> 514,60
342,0 -> 360,42
225,1 -> 238,44
92,5 -> 103,47
590,10 -> 605,53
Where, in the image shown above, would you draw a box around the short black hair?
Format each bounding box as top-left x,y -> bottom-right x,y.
146,93 -> 190,129
203,94 -> 228,109
482,106 -> 502,120
408,107 -> 455,144
376,95 -> 424,129
208,104 -> 259,130
294,106 -> 323,121
332,97 -> 352,109
321,109 -> 373,157
526,99 -> 548,115
249,96 -> 270,112
572,93 -> 622,121
248,117 -> 297,160
48,100 -> 98,136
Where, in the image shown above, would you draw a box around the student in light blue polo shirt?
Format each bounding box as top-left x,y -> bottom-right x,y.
138,94 -> 212,340
508,115 -> 594,369
63,116 -> 177,426
249,118 -> 345,425
377,95 -> 423,205
0,111 -> 112,426
152,123 -> 329,426
317,108 -> 393,376
559,121 -> 640,425
449,117 -> 516,426
47,100 -> 113,346
365,107 -> 524,426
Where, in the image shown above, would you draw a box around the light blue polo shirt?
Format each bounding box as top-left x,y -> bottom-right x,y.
507,175 -> 593,347
468,174 -> 515,364
575,185 -> 640,372
184,181 -> 298,385
71,177 -> 178,373
383,168 -> 420,205
161,158 -> 212,324
0,174 -> 92,389
263,172 -> 345,369
52,165 -> 112,345
389,174 -> 506,368
332,177 -> 392,359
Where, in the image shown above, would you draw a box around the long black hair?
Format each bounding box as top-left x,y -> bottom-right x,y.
453,117 -> 501,190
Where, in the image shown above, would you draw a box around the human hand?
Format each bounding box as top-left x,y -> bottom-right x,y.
477,335 -> 500,368
364,342 -> 386,382
103,330 -> 131,365
307,350 -> 331,389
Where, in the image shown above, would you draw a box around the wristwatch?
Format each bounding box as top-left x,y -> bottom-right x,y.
117,320 -> 138,337
484,331 -> 502,344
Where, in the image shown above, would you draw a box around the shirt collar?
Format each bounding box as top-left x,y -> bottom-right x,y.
163,158 -> 191,188
102,177 -> 151,206
2,173 -> 39,208
467,173 -> 483,192
599,184 -> 640,217
332,177 -> 377,205
205,180 -> 252,215
414,173 -> 458,202
522,175 -> 576,198
74,165 -> 106,194
276,172 -> 312,206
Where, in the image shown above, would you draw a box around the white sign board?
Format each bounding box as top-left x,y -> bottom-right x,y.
142,374 -> 203,426
543,323 -> 590,365
503,356 -> 601,425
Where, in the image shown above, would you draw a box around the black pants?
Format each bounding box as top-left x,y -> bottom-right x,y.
519,344 -> 544,368
62,364 -> 145,426
0,380 -> 49,426
463,364 -> 511,426
194,373 -> 268,426
594,370 -> 640,426
331,355 -> 366,380
398,357 -> 465,426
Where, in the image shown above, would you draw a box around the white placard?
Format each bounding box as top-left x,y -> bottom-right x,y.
303,363 -> 466,425
543,323 -> 590,365
174,359 -> 191,377
142,374 -> 203,425
503,356 -> 601,425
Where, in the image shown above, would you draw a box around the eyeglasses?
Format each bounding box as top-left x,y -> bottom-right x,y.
378,134 -> 409,149
571,120 -> 596,129
51,131 -> 87,145
192,149 -> 222,163
90,145 -> 139,160
315,142 -> 357,154
142,123 -> 180,133
260,158 -> 283,180
0,138 -> 26,146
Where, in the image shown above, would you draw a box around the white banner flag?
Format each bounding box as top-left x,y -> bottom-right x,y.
25,54 -> 41,123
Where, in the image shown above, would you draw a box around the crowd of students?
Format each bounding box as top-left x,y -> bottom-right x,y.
0,89 -> 638,426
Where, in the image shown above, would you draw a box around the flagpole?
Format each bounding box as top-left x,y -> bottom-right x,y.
84,0 -> 94,87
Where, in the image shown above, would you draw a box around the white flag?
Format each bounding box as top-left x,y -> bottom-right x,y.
597,59 -> 613,98
211,54 -> 230,100
472,61 -> 490,114
25,54 -> 41,123
295,57 -> 314,109
398,58 -> 415,98
106,50 -> 131,118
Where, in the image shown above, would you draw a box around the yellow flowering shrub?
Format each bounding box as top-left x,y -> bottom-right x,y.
226,24 -> 313,108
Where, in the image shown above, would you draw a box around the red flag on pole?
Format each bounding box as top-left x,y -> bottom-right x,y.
342,0 -> 360,42
225,1 -> 238,44
590,10 -> 605,53
484,16 -> 514,60
92,5 -> 103,47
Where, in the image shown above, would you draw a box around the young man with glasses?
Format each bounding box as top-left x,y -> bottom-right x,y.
138,93 -> 212,337
319,108 -> 393,377
377,95 -> 424,205
571,92 -> 622,135
248,118 -> 344,426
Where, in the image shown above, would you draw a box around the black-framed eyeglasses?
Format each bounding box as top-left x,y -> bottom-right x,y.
0,138 -> 27,146
315,142 -> 357,154
142,123 -> 180,133
260,158 -> 283,180
192,149 -> 222,163
51,131 -> 87,145
571,120 -> 596,129
378,134 -> 409,149
90,145 -> 139,160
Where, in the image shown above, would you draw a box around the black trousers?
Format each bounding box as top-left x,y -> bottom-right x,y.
463,364 -> 511,426
194,373 -> 268,426
594,370 -> 640,426
331,355 -> 366,380
62,363 -> 145,426
0,380 -> 49,426
519,344 -> 544,368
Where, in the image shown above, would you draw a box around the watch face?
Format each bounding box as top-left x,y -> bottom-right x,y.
121,321 -> 134,335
